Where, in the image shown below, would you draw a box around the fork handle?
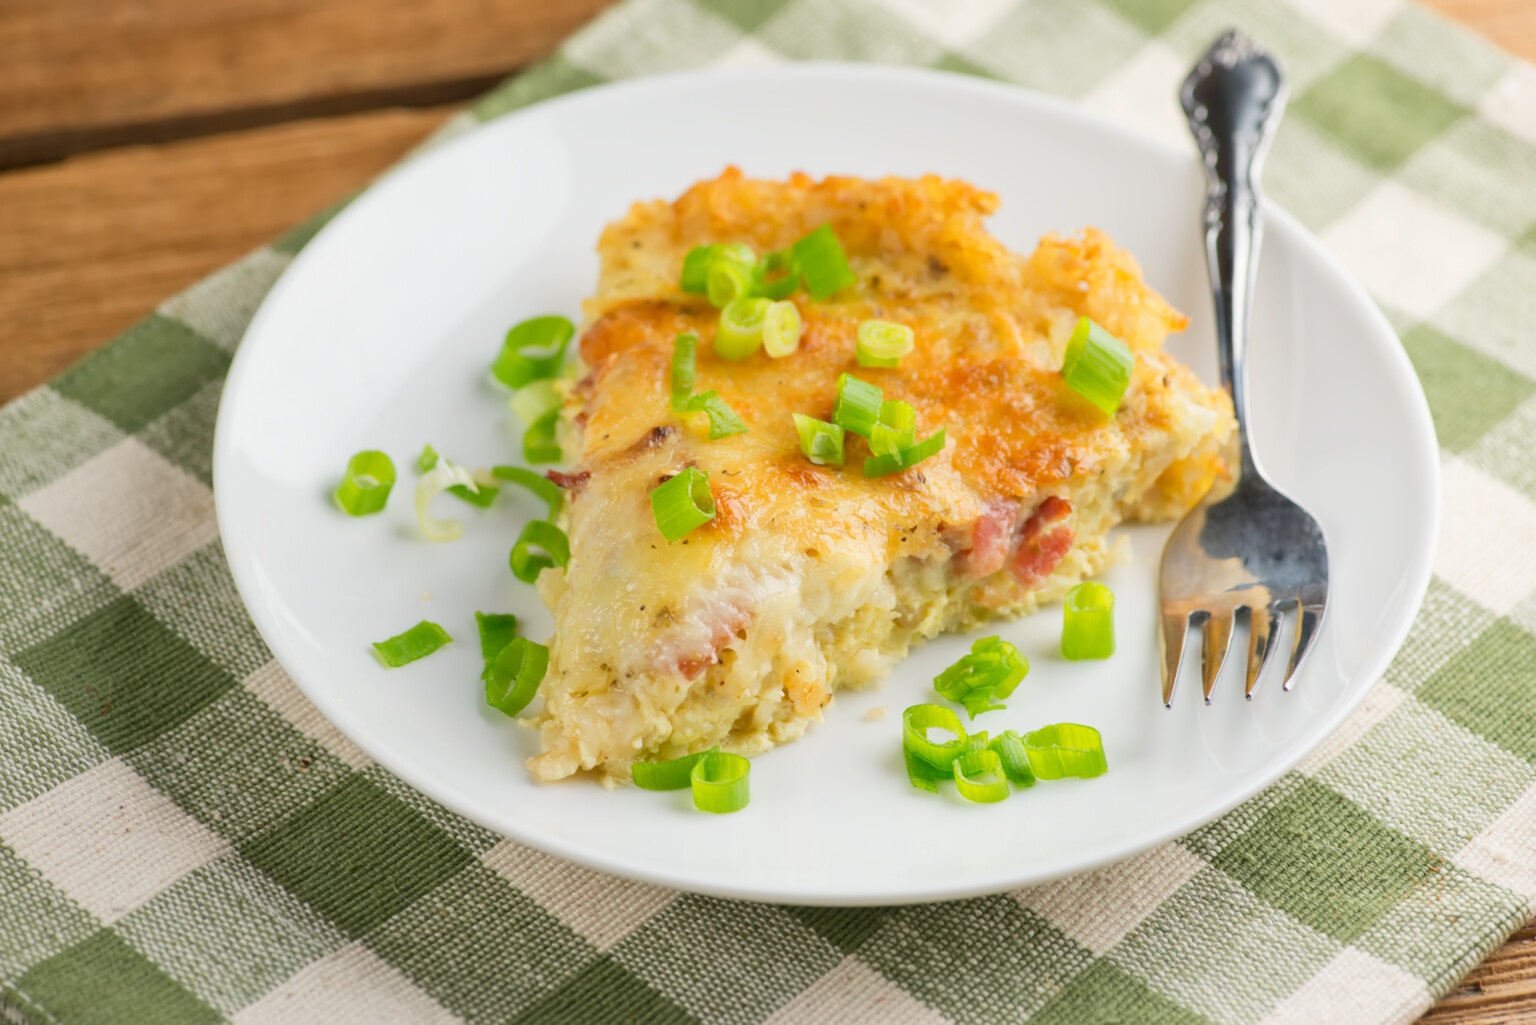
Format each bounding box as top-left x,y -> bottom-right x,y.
1180,30 -> 1288,477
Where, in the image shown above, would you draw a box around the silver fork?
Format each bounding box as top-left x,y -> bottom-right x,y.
1159,30 -> 1330,706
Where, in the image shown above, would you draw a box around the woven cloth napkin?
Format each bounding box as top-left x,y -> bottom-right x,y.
4,1 -> 1536,1022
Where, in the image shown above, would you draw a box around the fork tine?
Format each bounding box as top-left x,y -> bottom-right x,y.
1282,604 -> 1323,690
1244,603 -> 1276,699
1161,611 -> 1191,707
1200,610 -> 1235,704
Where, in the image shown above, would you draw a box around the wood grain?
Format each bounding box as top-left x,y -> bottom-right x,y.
1422,924 -> 1536,1023
0,107 -> 452,400
0,0 -> 614,168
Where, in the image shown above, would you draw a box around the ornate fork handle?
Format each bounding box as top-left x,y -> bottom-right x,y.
1180,30 -> 1288,477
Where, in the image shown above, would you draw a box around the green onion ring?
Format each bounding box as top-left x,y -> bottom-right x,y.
902,703 -> 966,772
1062,582 -> 1115,660
632,747 -> 719,791
475,612 -> 518,681
650,467 -> 715,541
716,296 -> 770,361
414,459 -> 477,541
372,620 -> 452,667
1024,723 -> 1108,780
832,373 -> 883,438
336,450 -> 396,516
1062,316 -> 1134,416
989,731 -> 1037,787
484,637 -> 549,717
792,224 -> 857,301
492,315 -> 574,390
707,259 -> 753,309
762,300 -> 803,358
490,466 -> 563,517
857,320 -> 915,367
793,414 -> 845,466
953,748 -> 1010,803
691,751 -> 751,813
671,333 -> 698,410
510,520 -> 570,583
523,408 -> 563,464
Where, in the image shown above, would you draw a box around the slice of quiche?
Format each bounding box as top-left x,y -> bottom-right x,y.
529,169 -> 1233,784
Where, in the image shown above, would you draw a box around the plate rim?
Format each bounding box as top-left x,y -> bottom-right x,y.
213,61 -> 1442,905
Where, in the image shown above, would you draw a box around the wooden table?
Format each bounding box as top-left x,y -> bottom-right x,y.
0,2 -> 1532,1019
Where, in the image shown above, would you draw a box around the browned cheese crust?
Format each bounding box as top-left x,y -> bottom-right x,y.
528,170 -> 1234,784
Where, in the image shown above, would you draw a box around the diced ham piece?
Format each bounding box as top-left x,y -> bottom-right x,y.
1008,496 -> 1074,588
957,499 -> 1020,579
546,470 -> 590,494
661,604 -> 750,680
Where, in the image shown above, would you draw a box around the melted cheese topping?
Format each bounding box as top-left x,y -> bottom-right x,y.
527,170 -> 1233,784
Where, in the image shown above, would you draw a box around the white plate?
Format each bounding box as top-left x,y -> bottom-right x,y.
214,64 -> 1439,905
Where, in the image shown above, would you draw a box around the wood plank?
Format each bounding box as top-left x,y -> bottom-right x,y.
0,106 -> 452,402
1423,924 -> 1536,1023
0,0 -> 615,168
1420,0 -> 1536,62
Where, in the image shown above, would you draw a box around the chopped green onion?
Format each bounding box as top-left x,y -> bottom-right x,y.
793,414 -> 845,466
863,427 -> 946,478
903,746 -> 948,793
971,636 -> 1029,698
869,400 -> 916,457
751,248 -> 800,300
691,751 -> 750,813
510,520 -> 570,583
901,703 -> 966,773
868,427 -> 906,459
476,612 -> 518,660
680,245 -> 720,294
415,459 -> 477,541
958,730 -> 991,757
953,748 -> 1010,804
650,467 -> 715,541
792,225 -> 857,301
879,399 -> 915,433
632,747 -> 718,791
671,333 -> 698,411
708,260 -> 753,308
857,320 -> 914,367
372,620 -> 451,667
718,243 -> 756,267
683,391 -> 748,439
833,374 -> 883,437
475,612 -> 518,681
493,316 -> 574,390
989,731 -> 1037,787
933,635 -> 1028,718
1062,316 -> 1134,416
416,451 -> 498,507
511,379 -> 562,426
447,481 -> 498,507
934,655 -> 1005,717
1062,581 -> 1115,660
682,243 -> 756,297
1024,723 -> 1108,779
524,409 -> 562,464
490,466 -> 563,517
716,297 -> 769,360
335,450 -> 395,516
762,300 -> 803,358
485,637 -> 548,717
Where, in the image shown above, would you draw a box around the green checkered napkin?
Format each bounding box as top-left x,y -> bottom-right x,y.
3,0 -> 1535,1021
